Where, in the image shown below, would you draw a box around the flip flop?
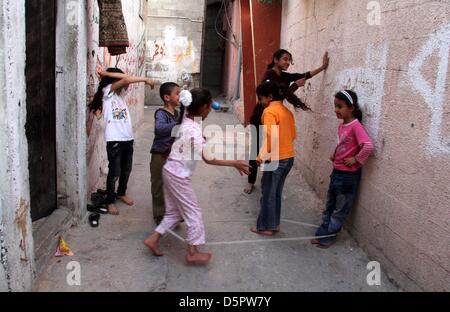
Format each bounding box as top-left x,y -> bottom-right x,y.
90,192 -> 106,206
87,204 -> 108,214
89,213 -> 100,228
96,189 -> 107,195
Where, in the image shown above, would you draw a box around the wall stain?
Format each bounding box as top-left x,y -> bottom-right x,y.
14,199 -> 29,262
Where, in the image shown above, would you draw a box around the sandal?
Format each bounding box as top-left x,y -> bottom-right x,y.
89,213 -> 100,227
87,204 -> 108,214
96,189 -> 107,195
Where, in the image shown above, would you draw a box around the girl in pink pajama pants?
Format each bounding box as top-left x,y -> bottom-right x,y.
144,88 -> 250,265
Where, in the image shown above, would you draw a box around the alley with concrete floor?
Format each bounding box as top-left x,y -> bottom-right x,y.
35,107 -> 398,292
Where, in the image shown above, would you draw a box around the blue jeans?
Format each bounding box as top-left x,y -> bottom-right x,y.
257,158 -> 294,231
315,169 -> 362,244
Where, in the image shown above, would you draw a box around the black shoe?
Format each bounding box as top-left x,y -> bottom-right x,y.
91,192 -> 106,206
89,213 -> 100,227
96,189 -> 107,195
87,204 -> 108,214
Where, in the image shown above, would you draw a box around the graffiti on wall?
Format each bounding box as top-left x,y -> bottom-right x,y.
408,23 -> 450,156
86,0 -> 147,116
147,25 -> 199,83
333,43 -> 389,148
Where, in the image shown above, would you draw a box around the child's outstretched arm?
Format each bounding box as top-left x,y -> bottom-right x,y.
309,51 -> 329,78
98,69 -> 155,93
202,150 -> 251,176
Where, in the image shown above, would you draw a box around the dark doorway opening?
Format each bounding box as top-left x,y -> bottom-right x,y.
25,0 -> 57,222
202,0 -> 226,97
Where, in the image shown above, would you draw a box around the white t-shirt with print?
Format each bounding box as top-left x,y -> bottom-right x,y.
164,116 -> 206,179
102,84 -> 134,142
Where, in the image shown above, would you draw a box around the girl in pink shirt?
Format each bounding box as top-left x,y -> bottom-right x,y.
312,90 -> 374,249
144,89 -> 250,265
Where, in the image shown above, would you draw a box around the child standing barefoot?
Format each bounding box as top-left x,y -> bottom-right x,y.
90,68 -> 155,215
144,88 -> 250,265
312,90 -> 374,249
251,81 -> 296,236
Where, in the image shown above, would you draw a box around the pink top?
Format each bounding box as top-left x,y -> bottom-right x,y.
333,119 -> 374,172
164,116 -> 206,179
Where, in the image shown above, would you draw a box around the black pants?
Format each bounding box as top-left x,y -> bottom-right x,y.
248,129 -> 260,184
105,140 -> 134,204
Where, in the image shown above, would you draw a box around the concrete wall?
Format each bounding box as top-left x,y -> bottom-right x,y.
145,0 -> 205,105
87,0 -> 148,195
280,0 -> 450,291
56,0 -> 88,222
0,0 -> 34,291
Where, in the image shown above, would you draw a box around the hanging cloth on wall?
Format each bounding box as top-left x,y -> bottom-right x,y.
97,0 -> 129,56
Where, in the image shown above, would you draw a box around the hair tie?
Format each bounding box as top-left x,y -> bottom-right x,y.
180,90 -> 192,107
340,90 -> 354,105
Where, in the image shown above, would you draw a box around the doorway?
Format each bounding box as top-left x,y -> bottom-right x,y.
202,0 -> 226,96
25,0 -> 57,222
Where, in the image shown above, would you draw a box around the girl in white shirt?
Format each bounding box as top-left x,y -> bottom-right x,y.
89,67 -> 155,215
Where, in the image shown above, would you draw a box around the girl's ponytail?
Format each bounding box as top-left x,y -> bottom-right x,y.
178,105 -> 186,125
88,67 -> 124,113
267,60 -> 276,70
177,88 -> 212,124
353,103 -> 363,123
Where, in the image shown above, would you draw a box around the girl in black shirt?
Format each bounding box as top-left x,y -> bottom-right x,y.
244,49 -> 329,194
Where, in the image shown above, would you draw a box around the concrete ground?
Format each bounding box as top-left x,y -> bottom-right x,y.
35,107 -> 399,292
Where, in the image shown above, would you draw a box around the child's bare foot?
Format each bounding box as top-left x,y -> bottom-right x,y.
118,195 -> 134,206
243,183 -> 255,194
186,251 -> 212,265
107,204 -> 120,215
144,233 -> 163,256
250,226 -> 274,236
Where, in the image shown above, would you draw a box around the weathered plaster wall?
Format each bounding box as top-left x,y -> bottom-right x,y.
145,0 -> 205,105
280,0 -> 450,291
0,0 -> 34,291
56,0 -> 88,222
87,0 -> 148,195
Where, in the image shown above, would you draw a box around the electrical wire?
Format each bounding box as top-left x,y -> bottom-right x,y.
214,0 -> 239,48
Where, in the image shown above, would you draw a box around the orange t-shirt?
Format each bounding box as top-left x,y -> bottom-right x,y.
257,101 -> 296,161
